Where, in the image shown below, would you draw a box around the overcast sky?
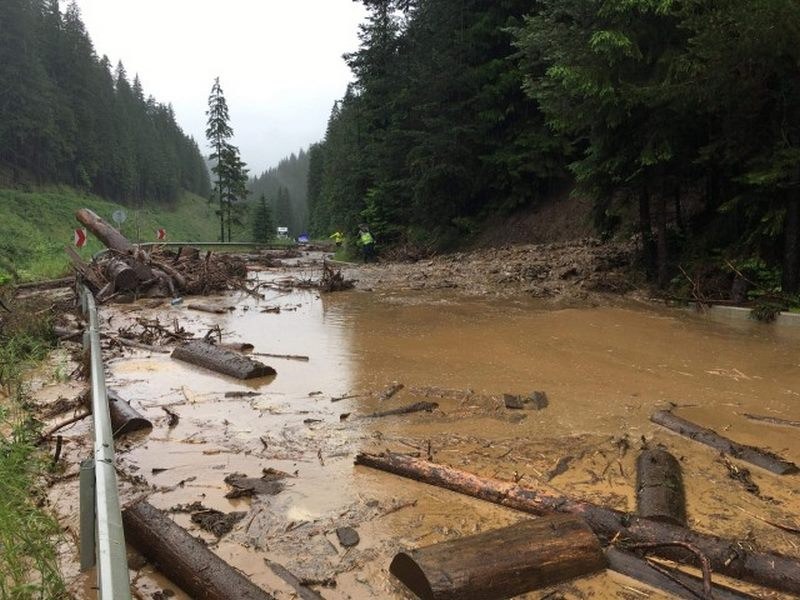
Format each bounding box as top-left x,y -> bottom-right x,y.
71,0 -> 367,173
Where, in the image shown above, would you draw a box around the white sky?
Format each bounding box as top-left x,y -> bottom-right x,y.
71,0 -> 367,172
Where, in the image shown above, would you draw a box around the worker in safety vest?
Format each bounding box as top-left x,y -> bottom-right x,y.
357,224 -> 375,263
329,231 -> 344,248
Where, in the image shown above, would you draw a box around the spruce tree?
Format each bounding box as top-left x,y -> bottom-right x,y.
252,194 -> 274,243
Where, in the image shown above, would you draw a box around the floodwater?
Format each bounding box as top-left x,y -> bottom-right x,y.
46,259 -> 800,599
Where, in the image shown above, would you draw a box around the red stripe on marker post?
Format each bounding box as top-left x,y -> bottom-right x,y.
74,228 -> 87,248
156,228 -> 166,241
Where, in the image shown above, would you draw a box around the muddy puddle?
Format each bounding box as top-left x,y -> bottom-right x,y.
44,257 -> 800,599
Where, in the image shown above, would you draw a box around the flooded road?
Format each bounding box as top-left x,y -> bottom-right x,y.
47,260 -> 800,599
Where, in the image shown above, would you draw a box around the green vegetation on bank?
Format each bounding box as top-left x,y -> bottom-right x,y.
0,300 -> 65,598
0,187 -> 221,282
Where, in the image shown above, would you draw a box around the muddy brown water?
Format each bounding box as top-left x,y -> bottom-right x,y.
44,261 -> 800,599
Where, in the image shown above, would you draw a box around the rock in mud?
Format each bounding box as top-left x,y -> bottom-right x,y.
336,526 -> 360,548
504,391 -> 549,410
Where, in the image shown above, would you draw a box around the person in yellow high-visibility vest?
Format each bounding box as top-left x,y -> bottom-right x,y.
357,224 -> 375,263
329,231 -> 344,248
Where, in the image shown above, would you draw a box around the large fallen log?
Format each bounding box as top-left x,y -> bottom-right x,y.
390,515 -> 606,600
172,340 -> 276,380
81,389 -> 152,437
605,547 -> 756,600
354,452 -> 800,595
636,447 -> 686,525
651,410 -> 799,475
75,208 -> 133,253
105,259 -> 139,292
123,500 -> 275,600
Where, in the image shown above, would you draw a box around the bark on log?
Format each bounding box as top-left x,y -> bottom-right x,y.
605,547 -> 757,600
651,410 -> 799,475
123,500 -> 275,600
82,389 -> 152,437
75,208 -> 133,253
177,246 -> 201,262
107,390 -> 152,436
105,259 -> 139,292
172,341 -> 276,379
354,452 -> 800,596
390,515 -> 606,600
636,448 -> 686,525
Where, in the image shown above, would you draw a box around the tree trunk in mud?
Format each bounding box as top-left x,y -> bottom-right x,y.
75,208 -> 134,254
605,547 -> 756,600
81,389 -> 152,437
390,515 -> 606,600
171,340 -> 276,379
650,410 -> 799,475
354,452 -> 800,596
636,448 -> 686,526
782,194 -> 800,294
638,186 -> 657,279
123,500 -> 276,600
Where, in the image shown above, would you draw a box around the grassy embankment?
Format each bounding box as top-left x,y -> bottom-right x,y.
0,187 -> 222,282
0,299 -> 65,598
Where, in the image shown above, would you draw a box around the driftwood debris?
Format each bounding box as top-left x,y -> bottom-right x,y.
123,500 -> 275,600
70,208 -> 247,302
503,391 -> 549,410
263,559 -> 325,600
366,401 -> 439,419
636,448 -> 686,526
379,382 -> 405,401
605,547 -> 756,600
319,261 -> 355,293
252,352 -> 310,362
354,452 -> 800,595
172,341 -> 276,380
390,515 -> 606,600
742,413 -> 800,429
651,410 -> 799,475
187,303 -> 228,314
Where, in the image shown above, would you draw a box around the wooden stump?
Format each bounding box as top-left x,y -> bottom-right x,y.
636,447 -> 686,525
172,341 -> 276,380
105,259 -> 139,292
123,500 -> 275,600
391,515 -> 605,600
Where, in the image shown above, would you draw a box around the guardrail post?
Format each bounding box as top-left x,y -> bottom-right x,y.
79,458 -> 96,571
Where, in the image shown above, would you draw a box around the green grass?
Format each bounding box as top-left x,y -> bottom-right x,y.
0,299 -> 66,599
0,186 -> 222,282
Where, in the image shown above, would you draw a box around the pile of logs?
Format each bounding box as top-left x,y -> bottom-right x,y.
69,209 -> 246,302
358,408 -> 800,599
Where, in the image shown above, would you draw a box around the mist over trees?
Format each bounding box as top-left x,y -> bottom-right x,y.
309,0 -> 800,291
248,149 -> 310,235
0,0 -> 210,203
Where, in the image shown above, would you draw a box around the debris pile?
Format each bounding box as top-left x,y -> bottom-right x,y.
69,208 -> 246,302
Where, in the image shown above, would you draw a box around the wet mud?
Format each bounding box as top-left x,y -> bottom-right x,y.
38,252 -> 800,599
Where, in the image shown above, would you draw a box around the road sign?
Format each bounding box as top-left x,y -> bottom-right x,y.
74,228 -> 87,248
112,209 -> 127,225
156,228 -> 166,241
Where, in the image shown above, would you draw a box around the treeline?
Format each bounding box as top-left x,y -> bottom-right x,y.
249,149 -> 310,235
0,0 -> 210,203
309,0 -> 800,292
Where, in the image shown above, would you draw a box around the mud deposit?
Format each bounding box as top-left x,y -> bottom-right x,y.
42,255 -> 800,599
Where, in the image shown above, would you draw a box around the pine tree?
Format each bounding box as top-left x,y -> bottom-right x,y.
252,194 -> 274,243
206,77 -> 235,241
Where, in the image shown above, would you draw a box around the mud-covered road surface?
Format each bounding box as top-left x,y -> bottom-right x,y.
37,248 -> 800,599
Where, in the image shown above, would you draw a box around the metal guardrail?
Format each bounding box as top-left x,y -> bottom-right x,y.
79,286 -> 132,600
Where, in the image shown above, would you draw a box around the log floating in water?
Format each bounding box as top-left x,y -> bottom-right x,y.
390,515 -> 606,600
742,413 -> 800,429
172,340 -> 276,379
354,452 -> 800,596
366,401 -> 439,419
106,390 -> 152,436
605,547 -> 757,600
636,447 -> 686,525
651,410 -> 799,475
379,382 -> 404,401
187,303 -> 228,314
123,500 -> 275,600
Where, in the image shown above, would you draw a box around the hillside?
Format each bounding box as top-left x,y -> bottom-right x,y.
0,187 -> 220,282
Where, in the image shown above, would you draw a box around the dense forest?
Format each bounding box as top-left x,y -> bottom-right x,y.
0,0 -> 210,203
309,0 -> 800,294
249,150 -> 310,236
